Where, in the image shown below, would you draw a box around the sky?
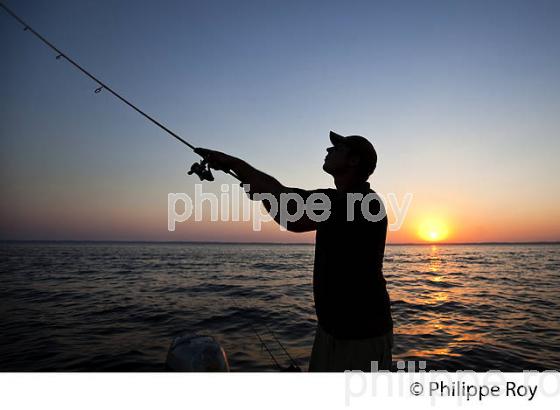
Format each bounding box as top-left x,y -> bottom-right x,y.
1,0 -> 559,243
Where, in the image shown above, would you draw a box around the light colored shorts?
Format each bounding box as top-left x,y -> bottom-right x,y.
308,324 -> 393,372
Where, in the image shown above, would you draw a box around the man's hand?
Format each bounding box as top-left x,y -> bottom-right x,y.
194,147 -> 234,172
194,147 -> 317,232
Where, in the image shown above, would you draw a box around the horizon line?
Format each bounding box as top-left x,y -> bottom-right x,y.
1,239 -> 559,246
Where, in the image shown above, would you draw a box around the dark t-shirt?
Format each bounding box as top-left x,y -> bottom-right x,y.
297,182 -> 393,339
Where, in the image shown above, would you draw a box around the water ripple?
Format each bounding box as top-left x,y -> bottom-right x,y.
1,242 -> 559,371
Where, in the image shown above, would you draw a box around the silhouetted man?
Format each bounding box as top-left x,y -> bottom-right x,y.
195,131 -> 393,371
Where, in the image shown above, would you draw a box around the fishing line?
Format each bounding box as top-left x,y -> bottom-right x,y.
0,2 -> 239,182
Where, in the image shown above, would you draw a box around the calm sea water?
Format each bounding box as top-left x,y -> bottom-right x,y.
1,242 -> 559,371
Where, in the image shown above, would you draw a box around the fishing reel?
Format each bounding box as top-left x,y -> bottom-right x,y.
187,159 -> 215,181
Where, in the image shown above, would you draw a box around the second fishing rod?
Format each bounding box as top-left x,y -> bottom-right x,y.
0,2 -> 239,183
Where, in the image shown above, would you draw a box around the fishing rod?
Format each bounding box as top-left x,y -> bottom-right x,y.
250,320 -> 283,371
2,3 -> 301,371
230,299 -> 282,371
0,2 -> 239,182
263,322 -> 300,371
230,298 -> 300,371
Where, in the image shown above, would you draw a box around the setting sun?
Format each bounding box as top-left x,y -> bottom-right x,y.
418,219 -> 450,242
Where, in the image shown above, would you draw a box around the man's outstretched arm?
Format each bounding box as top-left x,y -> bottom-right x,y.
194,147 -> 318,232
194,148 -> 284,195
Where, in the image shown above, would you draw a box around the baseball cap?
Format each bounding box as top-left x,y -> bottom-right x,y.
329,131 -> 378,176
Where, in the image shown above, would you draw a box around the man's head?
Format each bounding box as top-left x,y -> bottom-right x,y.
322,131 -> 377,180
